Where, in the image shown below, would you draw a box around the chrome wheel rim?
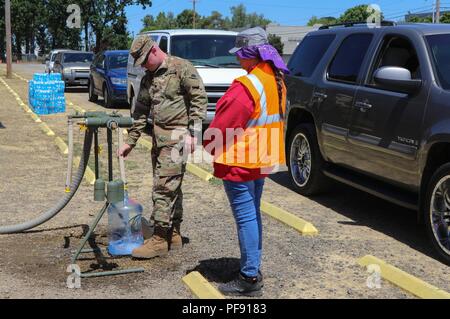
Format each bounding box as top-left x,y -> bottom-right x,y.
290,133 -> 312,188
430,176 -> 450,256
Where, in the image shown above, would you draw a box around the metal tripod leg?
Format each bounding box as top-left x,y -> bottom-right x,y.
71,203 -> 145,278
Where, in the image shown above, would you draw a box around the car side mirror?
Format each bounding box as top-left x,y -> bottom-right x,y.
374,66 -> 422,94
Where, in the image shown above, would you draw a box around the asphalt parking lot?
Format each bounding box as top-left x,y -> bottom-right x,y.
0,63 -> 449,299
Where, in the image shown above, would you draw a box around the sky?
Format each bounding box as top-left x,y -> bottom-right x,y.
126,0 -> 449,35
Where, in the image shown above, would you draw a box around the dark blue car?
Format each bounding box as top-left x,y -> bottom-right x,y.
89,50 -> 129,108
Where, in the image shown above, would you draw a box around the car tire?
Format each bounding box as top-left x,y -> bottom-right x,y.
422,163 -> 450,265
103,86 -> 113,109
88,79 -> 98,103
287,123 -> 329,196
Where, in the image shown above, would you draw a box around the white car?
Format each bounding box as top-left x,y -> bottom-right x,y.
45,49 -> 71,73
127,29 -> 247,124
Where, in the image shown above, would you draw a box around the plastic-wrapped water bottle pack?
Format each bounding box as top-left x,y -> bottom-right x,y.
28,73 -> 66,115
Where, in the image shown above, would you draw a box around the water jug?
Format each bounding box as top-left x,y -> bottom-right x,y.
107,192 -> 144,256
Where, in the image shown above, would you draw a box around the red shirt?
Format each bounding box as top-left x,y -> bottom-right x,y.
203,81 -> 267,182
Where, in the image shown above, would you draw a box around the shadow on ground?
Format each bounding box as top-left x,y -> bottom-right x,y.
187,258 -> 241,283
269,171 -> 444,264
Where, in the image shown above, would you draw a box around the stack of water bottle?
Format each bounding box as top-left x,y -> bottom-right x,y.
28,73 -> 66,115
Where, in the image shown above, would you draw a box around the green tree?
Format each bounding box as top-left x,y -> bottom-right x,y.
176,9 -> 202,28
230,4 -> 270,29
230,4 -> 247,28
268,34 -> 283,55
200,11 -> 230,29
307,16 -> 338,26
440,12 -> 450,23
338,4 -> 384,23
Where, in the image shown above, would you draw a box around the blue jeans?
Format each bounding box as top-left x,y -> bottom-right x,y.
223,179 -> 265,278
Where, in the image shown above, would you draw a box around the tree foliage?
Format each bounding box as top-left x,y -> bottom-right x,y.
140,4 -> 270,32
0,0 -> 152,60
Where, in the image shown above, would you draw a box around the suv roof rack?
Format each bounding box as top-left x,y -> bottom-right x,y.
319,20 -> 397,30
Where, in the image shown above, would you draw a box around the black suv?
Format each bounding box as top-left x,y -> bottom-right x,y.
285,22 -> 450,264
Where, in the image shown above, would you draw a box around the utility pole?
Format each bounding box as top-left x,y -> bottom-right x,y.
5,0 -> 12,79
192,0 -> 197,29
436,0 -> 441,23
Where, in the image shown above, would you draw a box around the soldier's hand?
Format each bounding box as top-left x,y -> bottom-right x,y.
118,144 -> 133,159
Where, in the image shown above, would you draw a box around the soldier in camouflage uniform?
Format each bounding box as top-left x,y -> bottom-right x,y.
119,36 -> 207,259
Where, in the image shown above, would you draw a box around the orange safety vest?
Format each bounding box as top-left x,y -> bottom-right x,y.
214,62 -> 286,171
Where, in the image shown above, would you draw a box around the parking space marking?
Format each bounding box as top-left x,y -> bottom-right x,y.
186,163 -> 214,182
54,137 -> 69,155
39,123 -> 55,136
73,156 -> 96,185
358,255 -> 450,299
261,201 -> 319,236
182,271 -> 225,299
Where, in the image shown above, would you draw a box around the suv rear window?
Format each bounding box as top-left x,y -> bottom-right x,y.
427,34 -> 450,90
288,34 -> 335,77
328,34 -> 373,84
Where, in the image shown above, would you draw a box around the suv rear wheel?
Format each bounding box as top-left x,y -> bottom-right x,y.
423,163 -> 450,265
103,86 -> 113,108
287,123 -> 329,196
88,79 -> 98,102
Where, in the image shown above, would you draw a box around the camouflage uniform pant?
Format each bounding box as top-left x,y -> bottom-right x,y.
150,126 -> 187,228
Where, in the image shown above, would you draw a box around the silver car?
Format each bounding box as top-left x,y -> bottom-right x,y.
53,51 -> 94,88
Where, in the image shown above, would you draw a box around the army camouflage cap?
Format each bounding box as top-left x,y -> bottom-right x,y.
130,35 -> 157,66
229,27 -> 269,54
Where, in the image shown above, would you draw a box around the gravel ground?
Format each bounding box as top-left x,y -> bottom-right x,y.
0,64 -> 448,299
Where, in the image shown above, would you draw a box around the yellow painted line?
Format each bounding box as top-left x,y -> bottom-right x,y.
71,103 -> 86,113
137,138 -> 153,150
186,163 -> 214,182
29,112 -> 42,123
39,123 -> 55,136
260,201 -> 319,236
182,272 -> 225,299
358,255 -> 450,299
55,137 -> 69,155
73,156 -> 96,185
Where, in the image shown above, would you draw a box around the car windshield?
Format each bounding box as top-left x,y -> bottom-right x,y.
51,53 -> 58,62
108,54 -> 128,69
63,53 -> 94,63
170,35 -> 240,68
427,34 -> 450,90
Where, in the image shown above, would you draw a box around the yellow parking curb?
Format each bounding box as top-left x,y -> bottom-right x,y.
358,255 -> 450,299
39,123 -> 55,136
260,201 -> 319,236
186,163 -> 214,182
182,272 -> 225,299
73,156 -> 96,185
55,137 -> 69,155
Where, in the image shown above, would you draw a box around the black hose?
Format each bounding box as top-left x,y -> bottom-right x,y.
0,129 -> 94,234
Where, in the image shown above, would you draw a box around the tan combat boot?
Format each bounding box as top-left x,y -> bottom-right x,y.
132,225 -> 169,259
170,225 -> 183,251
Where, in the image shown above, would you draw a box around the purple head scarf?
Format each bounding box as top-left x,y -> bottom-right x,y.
235,44 -> 289,74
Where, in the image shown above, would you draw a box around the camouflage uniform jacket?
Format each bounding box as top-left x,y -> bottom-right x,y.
127,55 -> 207,147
